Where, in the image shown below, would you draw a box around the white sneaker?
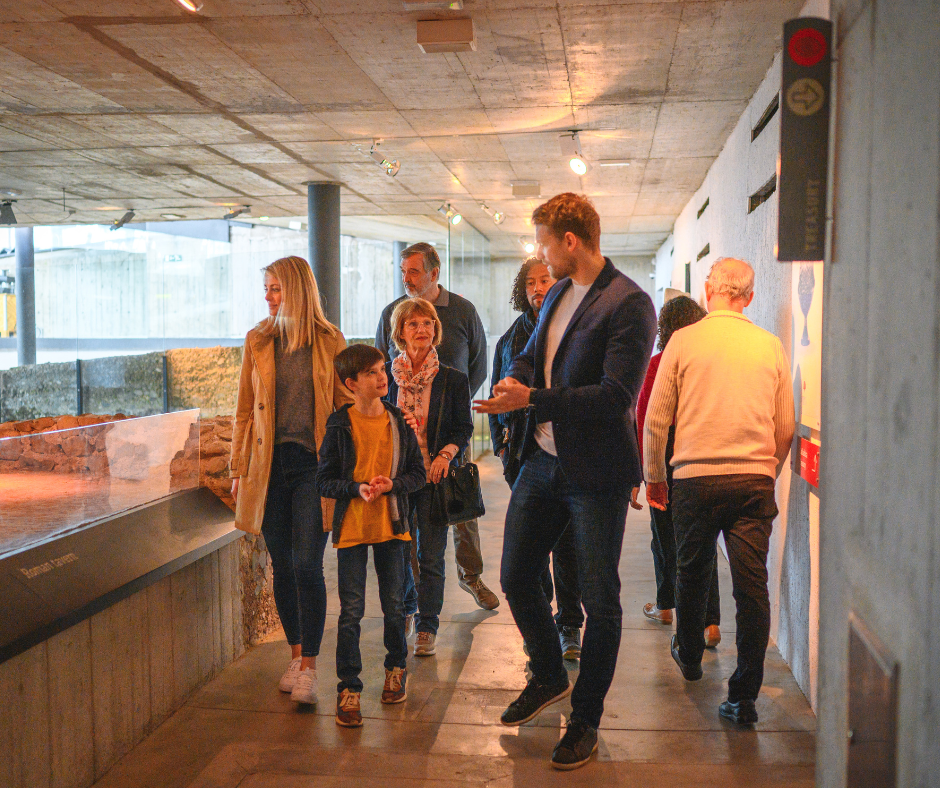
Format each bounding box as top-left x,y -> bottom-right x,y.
278,657 -> 302,693
290,667 -> 318,704
405,613 -> 416,639
414,631 -> 436,656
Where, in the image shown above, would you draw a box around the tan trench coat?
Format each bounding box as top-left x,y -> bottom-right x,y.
230,324 -> 354,535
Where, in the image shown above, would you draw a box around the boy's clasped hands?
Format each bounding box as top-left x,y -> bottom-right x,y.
359,476 -> 393,502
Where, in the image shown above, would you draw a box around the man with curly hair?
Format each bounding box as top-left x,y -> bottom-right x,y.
489,258 -> 584,661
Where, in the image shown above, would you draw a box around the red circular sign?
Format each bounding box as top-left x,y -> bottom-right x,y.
788,28 -> 827,66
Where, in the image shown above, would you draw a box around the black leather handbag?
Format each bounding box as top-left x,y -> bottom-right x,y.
428,371 -> 486,527
433,461 -> 486,526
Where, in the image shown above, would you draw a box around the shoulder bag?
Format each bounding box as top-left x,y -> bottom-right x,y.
428,369 -> 486,526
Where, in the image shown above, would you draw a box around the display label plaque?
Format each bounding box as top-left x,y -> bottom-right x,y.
799,438 -> 820,488
778,17 -> 832,262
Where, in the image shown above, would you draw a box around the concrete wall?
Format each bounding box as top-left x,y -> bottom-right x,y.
0,346 -> 244,422
817,1 -> 940,786
0,540 -> 244,788
651,0 -> 829,710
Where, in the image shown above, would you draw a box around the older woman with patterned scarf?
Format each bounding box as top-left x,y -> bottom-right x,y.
385,298 -> 473,657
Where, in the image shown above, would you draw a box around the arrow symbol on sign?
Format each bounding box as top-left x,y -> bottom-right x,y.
791,82 -> 821,110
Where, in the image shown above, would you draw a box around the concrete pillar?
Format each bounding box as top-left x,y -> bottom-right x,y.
392,241 -> 406,300
14,226 -> 35,366
307,183 -> 341,326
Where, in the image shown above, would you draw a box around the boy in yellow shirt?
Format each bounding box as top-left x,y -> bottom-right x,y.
317,344 -> 427,727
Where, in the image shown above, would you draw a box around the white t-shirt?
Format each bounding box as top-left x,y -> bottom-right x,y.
534,281 -> 592,456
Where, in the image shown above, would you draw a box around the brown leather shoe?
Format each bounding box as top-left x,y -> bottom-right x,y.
704,625 -> 721,649
642,602 -> 673,624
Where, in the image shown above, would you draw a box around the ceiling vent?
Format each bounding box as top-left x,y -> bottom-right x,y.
417,18 -> 475,53
511,181 -> 540,199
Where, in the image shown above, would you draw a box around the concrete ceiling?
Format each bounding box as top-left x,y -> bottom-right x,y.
0,0 -> 804,256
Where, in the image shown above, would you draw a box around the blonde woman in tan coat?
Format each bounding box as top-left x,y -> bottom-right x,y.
230,256 -> 352,707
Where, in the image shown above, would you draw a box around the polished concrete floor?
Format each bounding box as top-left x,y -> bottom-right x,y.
92,454 -> 816,788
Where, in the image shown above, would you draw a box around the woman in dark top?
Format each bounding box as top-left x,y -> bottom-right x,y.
635,295 -> 721,647
385,297 -> 473,658
230,256 -> 352,706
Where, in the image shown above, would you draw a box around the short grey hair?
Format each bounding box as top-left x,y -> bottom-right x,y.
706,257 -> 755,301
400,242 -> 441,273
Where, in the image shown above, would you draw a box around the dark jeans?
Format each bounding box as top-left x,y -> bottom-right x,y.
402,484 -> 449,634
336,538 -> 409,693
501,448 -> 630,728
508,452 -> 583,630
260,442 -> 328,658
650,503 -> 720,625
536,529 -> 584,631
672,474 -> 778,702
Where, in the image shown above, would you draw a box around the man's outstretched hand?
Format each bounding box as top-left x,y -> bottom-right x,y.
473,377 -> 531,415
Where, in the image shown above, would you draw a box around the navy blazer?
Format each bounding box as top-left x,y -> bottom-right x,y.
507,258 -> 656,491
385,362 -> 473,466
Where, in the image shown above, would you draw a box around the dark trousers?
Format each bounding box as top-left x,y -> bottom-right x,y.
507,452 -> 583,630
650,503 -> 720,625
672,474 -> 778,702
336,538 -> 409,693
501,448 -> 630,728
260,442 -> 328,658
401,484 -> 449,634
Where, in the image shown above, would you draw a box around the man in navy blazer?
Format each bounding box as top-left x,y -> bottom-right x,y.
475,192 -> 656,770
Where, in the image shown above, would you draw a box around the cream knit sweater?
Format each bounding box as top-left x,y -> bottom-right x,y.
643,310 -> 795,483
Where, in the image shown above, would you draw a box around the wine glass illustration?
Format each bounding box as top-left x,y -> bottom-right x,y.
798,264 -> 815,347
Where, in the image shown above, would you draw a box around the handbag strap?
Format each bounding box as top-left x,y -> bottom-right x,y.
431,367 -> 447,458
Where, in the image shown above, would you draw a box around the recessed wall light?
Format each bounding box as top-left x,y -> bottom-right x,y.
258,216 -> 270,222
598,160 -> 632,167
161,213 -> 183,220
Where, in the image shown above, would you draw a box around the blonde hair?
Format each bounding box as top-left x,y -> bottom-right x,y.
390,298 -> 444,352
258,256 -> 336,351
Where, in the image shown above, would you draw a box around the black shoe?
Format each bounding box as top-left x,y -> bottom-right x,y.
500,678 -> 572,726
559,627 -> 581,660
719,699 -> 758,724
551,718 -> 598,770
670,634 -> 702,681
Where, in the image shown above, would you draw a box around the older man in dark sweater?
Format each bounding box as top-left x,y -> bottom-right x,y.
375,242 -> 498,611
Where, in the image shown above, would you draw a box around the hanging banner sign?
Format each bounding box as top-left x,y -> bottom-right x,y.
777,17 -> 832,262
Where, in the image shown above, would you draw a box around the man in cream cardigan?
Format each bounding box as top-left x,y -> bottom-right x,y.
643,257 -> 795,726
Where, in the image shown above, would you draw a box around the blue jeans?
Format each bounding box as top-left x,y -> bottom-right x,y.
501,448 -> 630,729
336,538 -> 409,693
401,484 -> 449,634
260,442 -> 328,658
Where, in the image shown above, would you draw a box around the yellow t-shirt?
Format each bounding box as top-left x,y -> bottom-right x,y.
335,407 -> 411,549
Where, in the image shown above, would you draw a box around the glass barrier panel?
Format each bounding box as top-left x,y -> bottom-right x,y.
0,409 -> 200,558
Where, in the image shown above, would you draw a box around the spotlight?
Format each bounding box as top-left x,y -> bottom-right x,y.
524,242 -> 535,254
110,210 -> 135,231
223,205 -> 250,220
559,132 -> 590,175
438,203 -> 462,226
369,142 -> 401,177
480,203 -> 506,226
174,0 -> 203,11
0,200 -> 17,226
